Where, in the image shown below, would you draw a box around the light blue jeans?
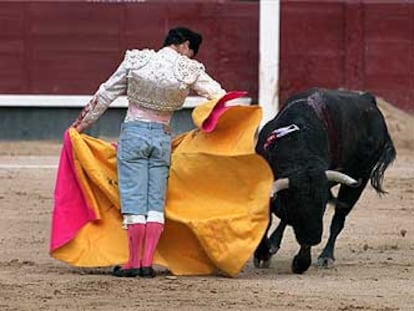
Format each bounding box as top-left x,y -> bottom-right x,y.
117,121 -> 172,223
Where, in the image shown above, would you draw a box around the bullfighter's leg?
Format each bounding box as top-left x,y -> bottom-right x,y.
317,177 -> 369,268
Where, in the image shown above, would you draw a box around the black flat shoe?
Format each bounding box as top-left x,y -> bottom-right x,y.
139,266 -> 156,278
112,265 -> 140,277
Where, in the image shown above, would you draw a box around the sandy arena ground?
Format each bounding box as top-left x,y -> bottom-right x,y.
0,101 -> 413,311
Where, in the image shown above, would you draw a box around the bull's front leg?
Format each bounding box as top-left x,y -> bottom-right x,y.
317,209 -> 348,268
292,245 -> 312,274
253,231 -> 272,268
268,219 -> 287,255
254,199 -> 274,268
318,180 -> 368,268
254,217 -> 287,268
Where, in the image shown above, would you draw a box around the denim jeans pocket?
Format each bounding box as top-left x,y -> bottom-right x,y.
118,129 -> 149,161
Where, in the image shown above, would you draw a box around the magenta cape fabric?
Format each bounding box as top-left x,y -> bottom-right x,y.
49,131 -> 96,252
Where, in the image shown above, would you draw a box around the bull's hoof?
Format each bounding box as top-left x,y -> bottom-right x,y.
317,256 -> 335,268
253,256 -> 272,268
268,245 -> 280,255
291,254 -> 311,274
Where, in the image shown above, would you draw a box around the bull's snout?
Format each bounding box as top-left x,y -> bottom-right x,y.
294,223 -> 323,246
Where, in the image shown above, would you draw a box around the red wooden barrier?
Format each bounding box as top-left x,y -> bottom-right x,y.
0,1 -> 258,98
280,1 -> 414,111
0,1 -> 413,111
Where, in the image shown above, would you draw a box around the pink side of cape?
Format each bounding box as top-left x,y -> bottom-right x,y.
201,91 -> 248,133
49,130 -> 96,252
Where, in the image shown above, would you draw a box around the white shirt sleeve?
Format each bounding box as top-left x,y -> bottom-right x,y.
72,57 -> 128,130
192,70 -> 226,100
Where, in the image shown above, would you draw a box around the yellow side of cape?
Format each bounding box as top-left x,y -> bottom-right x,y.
51,98 -> 273,277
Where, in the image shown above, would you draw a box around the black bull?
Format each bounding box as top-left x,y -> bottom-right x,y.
254,88 -> 396,274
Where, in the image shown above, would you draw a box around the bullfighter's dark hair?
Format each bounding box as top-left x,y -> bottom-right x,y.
163,27 -> 202,56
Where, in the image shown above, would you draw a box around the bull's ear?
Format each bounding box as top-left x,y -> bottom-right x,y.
325,171 -> 360,187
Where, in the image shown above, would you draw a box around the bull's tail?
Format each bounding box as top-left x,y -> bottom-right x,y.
370,131 -> 396,194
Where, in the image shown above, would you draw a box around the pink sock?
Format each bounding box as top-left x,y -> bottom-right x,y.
142,222 -> 164,267
122,224 -> 145,269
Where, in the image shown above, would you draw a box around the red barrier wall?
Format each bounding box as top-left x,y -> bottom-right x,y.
280,1 -> 414,111
0,1 -> 258,98
0,1 -> 413,111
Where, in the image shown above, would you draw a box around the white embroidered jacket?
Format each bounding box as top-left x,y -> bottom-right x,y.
74,47 -> 226,129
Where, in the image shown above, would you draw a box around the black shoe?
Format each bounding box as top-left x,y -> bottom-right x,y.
112,265 -> 140,277
139,266 -> 156,278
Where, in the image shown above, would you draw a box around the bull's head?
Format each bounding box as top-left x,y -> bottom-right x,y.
271,170 -> 359,246
272,170 -> 360,193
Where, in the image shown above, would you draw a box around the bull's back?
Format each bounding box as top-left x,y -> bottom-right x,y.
321,90 -> 390,169
256,88 -> 395,179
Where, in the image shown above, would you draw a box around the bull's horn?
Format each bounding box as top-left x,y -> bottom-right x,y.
325,170 -> 360,187
272,178 -> 290,194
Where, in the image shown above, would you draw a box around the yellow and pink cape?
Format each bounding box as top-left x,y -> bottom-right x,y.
50,92 -> 273,277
